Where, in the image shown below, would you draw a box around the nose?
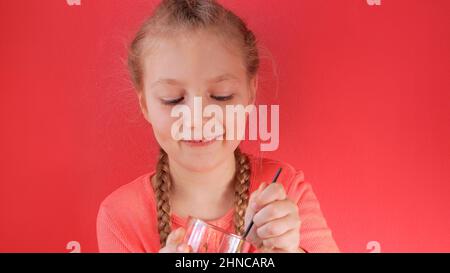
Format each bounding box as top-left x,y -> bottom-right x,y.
183,95 -> 224,140
183,95 -> 206,140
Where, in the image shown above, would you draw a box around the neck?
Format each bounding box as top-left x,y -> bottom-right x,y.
168,154 -> 236,205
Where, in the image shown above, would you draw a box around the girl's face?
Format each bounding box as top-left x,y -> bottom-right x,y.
139,29 -> 257,172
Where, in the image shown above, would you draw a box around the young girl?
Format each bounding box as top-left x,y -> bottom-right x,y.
96,0 -> 339,253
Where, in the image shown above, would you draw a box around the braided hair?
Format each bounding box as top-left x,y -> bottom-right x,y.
152,147 -> 251,247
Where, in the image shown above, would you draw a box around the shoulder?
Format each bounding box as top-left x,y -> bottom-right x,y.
248,155 -> 308,202
96,172 -> 160,252
97,172 -> 156,224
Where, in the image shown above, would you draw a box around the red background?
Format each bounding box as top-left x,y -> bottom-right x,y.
0,0 -> 449,252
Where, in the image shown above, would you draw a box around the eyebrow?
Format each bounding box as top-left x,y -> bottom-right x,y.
150,78 -> 183,88
208,73 -> 239,83
150,73 -> 239,88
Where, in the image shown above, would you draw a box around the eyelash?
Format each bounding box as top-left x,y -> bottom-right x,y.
211,94 -> 234,101
161,94 -> 234,105
162,97 -> 184,105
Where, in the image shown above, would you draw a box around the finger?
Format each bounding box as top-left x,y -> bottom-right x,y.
168,227 -> 185,244
242,182 -> 267,244
256,213 -> 301,239
262,229 -> 299,251
176,243 -> 192,253
260,246 -> 296,253
254,183 -> 287,210
160,227 -> 185,252
253,199 -> 297,227
160,242 -> 190,253
159,246 -> 173,253
244,182 -> 267,229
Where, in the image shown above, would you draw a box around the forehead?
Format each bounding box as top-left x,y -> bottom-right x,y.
142,29 -> 247,86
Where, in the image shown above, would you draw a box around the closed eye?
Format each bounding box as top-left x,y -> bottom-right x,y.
211,94 -> 234,101
162,97 -> 184,105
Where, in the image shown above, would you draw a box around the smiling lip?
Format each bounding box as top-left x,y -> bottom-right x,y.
181,137 -> 221,147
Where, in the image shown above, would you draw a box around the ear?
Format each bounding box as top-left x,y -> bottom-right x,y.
137,91 -> 152,125
248,74 -> 258,105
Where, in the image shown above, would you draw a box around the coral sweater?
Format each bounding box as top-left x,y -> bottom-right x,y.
97,157 -> 339,253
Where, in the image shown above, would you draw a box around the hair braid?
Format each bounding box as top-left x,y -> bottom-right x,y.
233,148 -> 251,236
153,148 -> 173,247
153,148 -> 251,247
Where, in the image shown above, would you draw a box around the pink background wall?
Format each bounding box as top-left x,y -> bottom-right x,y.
0,0 -> 449,252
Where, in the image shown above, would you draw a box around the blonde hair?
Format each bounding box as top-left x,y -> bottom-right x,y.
127,0 -> 259,247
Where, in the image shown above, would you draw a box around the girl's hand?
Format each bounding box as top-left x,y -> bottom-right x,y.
159,227 -> 192,253
244,182 -> 302,253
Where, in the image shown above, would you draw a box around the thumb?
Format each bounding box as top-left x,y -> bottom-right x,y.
167,227 -> 185,246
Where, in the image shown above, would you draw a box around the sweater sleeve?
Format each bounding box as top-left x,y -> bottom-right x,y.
96,205 -> 133,253
288,171 -> 340,253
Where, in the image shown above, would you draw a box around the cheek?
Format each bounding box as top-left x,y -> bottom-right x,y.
146,103 -> 176,142
151,114 -> 174,139
221,104 -> 251,140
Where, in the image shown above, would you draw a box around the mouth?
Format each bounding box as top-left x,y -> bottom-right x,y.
181,136 -> 222,147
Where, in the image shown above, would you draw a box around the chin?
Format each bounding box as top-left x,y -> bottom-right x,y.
177,153 -> 224,172
173,146 -> 234,172
161,139 -> 239,171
